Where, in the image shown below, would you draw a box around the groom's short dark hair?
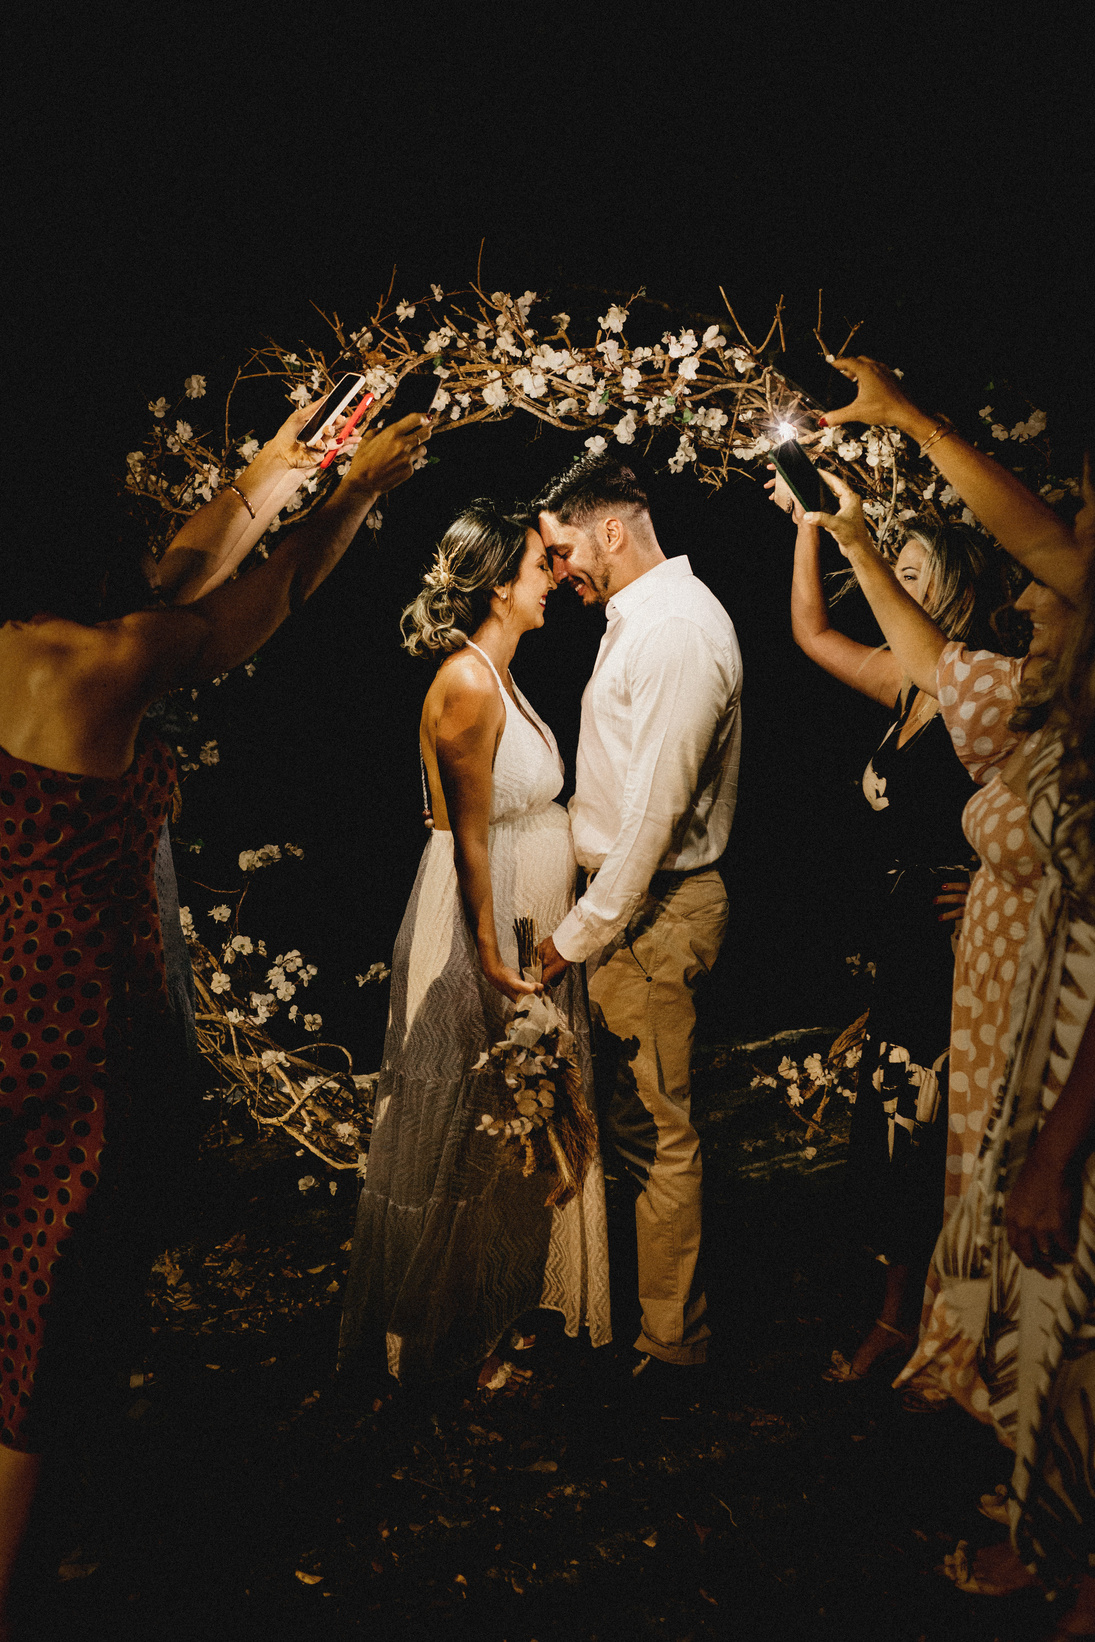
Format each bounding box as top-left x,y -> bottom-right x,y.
534,453 -> 650,529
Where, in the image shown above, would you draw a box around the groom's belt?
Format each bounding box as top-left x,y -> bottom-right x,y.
582,860 -> 722,891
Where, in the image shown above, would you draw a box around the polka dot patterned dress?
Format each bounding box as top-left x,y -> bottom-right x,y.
936,643 -> 1043,1220
0,732 -> 175,1451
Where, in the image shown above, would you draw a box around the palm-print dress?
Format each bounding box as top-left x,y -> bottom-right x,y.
897,733 -> 1095,1586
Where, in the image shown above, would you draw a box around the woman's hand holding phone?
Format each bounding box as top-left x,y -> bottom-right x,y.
341,413 -> 432,499
765,466 -> 807,523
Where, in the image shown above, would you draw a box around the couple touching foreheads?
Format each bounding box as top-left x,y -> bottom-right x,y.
338,453 -> 743,1396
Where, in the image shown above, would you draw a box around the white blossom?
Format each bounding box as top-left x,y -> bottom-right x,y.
149,397 -> 169,419
178,906 -> 195,940
596,304 -> 628,334
991,423 -> 1009,442
210,972 -> 231,994
288,383 -> 311,408
366,509 -> 383,531
584,435 -> 608,456
551,312 -> 570,330
424,327 -> 454,354
515,290 -> 538,318
260,1049 -> 287,1070
482,377 -> 509,409
174,420 -> 193,443
239,844 -> 282,872
395,300 -> 416,321
303,1013 -> 322,1033
229,934 -> 253,956
614,410 -> 639,445
184,374 -> 207,399
665,329 -> 697,359
356,962 -> 391,985
199,740 -> 219,766
297,1176 -> 317,1193
1009,409 -> 1046,441
836,440 -> 863,461
701,324 -> 725,350
209,905 -> 231,924
512,367 -> 547,399
677,356 -> 700,382
565,361 -> 596,387
979,405 -> 994,420
667,435 -> 697,474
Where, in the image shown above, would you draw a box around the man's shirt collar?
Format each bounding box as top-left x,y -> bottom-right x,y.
605,555 -> 692,624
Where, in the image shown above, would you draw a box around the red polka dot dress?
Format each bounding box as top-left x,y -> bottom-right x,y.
0,732 -> 175,1451
935,644 -> 1044,1219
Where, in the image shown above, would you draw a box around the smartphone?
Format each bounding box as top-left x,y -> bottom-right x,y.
297,373 -> 369,448
770,436 -> 824,515
375,371 -> 441,428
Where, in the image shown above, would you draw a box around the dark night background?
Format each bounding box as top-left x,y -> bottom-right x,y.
9,11 -> 1094,1061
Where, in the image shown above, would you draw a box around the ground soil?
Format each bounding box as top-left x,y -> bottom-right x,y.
16,1030 -> 1062,1641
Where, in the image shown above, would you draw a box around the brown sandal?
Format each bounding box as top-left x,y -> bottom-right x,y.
822,1318 -> 915,1382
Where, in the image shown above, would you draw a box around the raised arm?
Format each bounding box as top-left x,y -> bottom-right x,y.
155,402 -> 371,605
823,356 -> 1090,603
767,469 -> 905,706
96,413 -> 431,704
433,659 -> 539,1003
806,472 -> 949,697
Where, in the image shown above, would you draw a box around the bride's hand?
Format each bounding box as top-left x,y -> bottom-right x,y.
482,960 -> 543,1003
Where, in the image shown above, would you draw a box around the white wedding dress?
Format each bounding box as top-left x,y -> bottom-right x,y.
339,644 -> 611,1382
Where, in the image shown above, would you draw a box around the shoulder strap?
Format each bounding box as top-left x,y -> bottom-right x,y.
464,640 -> 507,699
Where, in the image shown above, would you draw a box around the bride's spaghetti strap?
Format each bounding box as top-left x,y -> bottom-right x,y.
464,640 -> 508,698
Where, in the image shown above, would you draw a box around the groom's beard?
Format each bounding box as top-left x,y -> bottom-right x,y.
569,548 -> 612,607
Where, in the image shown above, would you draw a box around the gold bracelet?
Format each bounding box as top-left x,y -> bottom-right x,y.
919,417 -> 956,459
226,482 -> 256,520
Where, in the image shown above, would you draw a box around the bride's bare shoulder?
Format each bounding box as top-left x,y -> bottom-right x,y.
425,647 -> 503,727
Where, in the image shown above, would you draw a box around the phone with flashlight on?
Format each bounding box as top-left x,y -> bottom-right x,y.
770,424 -> 825,516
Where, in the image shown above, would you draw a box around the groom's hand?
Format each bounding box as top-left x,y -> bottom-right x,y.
538,936 -> 569,987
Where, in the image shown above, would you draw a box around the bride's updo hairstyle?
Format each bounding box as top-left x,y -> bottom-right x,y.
401,499 -> 531,656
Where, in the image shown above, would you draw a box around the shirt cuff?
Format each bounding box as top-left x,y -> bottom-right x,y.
552,905 -> 597,965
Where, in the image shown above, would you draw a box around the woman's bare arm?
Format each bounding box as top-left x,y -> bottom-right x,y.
154,404 -> 366,605
434,658 -> 539,1003
806,471 -> 949,697
823,356 -> 1090,603
767,469 -> 903,704
107,415 -> 430,696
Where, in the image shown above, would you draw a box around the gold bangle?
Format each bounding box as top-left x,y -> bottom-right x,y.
919,417 -> 956,459
226,481 -> 256,520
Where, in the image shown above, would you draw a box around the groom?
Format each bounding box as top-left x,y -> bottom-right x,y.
536,453 -> 742,1382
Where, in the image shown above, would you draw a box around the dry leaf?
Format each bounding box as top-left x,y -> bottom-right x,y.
295,1570 -> 322,1585
643,1531 -> 658,1548
524,1459 -> 557,1473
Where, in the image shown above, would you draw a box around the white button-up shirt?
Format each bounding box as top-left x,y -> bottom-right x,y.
552,555 -> 742,963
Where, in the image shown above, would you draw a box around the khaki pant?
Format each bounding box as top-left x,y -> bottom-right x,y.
587,869 -> 728,1364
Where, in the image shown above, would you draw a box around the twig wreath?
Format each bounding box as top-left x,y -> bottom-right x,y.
129,278 -> 1068,1183
124,278 -> 1068,567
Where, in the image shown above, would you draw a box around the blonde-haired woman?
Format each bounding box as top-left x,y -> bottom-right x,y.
339,501 -> 611,1387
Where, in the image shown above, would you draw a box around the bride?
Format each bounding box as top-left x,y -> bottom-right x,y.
338,499 -> 611,1384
